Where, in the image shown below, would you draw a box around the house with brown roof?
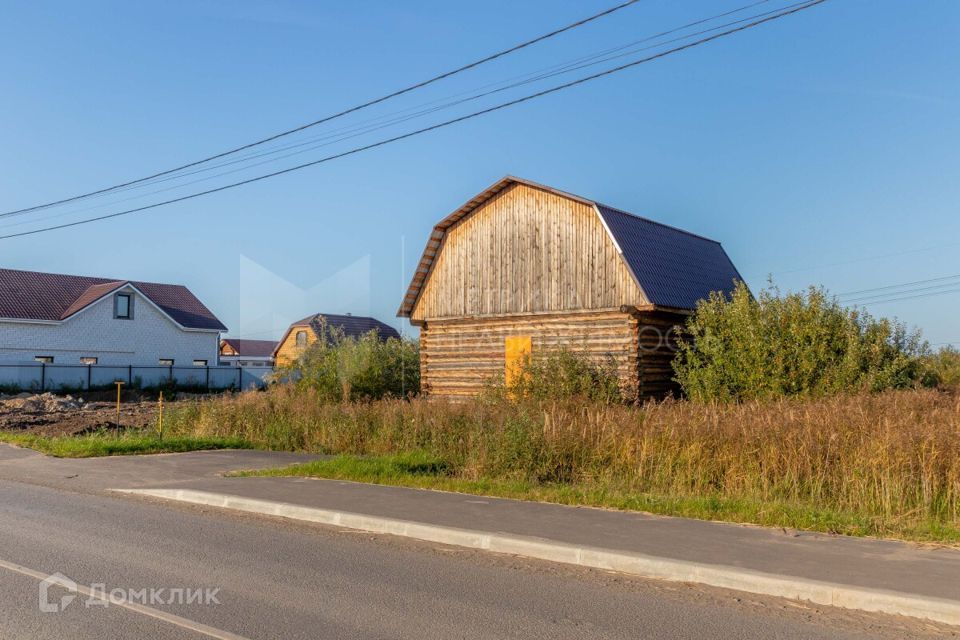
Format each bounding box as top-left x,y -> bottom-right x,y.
273,313 -> 400,367
219,338 -> 277,368
0,267 -> 226,367
398,176 -> 743,401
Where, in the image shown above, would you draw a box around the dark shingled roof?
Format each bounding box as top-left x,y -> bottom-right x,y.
399,176 -> 743,316
220,339 -> 278,358
596,205 -> 743,310
0,268 -> 226,331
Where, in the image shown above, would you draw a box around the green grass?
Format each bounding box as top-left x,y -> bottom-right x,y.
236,452 -> 960,544
0,430 -> 253,458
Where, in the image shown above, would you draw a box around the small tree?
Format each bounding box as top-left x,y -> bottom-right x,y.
673,282 -> 927,401
283,328 -> 419,402
919,346 -> 960,388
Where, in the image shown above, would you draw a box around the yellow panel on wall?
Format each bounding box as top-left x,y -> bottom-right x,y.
504,335 -> 532,386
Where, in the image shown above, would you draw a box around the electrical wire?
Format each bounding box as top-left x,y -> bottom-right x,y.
0,0 -> 827,240
0,0 -> 803,231
837,273 -> 960,298
0,0 -> 643,218
0,0 -> 780,223
845,286 -> 960,306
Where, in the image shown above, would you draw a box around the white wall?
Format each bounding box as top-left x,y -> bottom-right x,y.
0,286 -> 219,366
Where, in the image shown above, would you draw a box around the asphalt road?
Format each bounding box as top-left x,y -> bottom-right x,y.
0,479 -> 951,640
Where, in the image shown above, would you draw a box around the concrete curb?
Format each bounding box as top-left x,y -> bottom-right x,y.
113,487 -> 960,627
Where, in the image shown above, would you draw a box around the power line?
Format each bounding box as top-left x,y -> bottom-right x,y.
837,273 -> 960,298
1,0 -> 643,218
0,0 -> 796,231
845,286 -> 960,307
0,0 -> 827,241
842,280 -> 960,304
773,240 -> 960,276
0,0 -> 778,226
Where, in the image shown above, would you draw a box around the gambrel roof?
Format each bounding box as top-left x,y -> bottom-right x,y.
0,268 -> 227,331
273,313 -> 400,357
398,176 -> 743,317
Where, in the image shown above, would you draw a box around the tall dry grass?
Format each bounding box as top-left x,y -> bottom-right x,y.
168,386 -> 960,540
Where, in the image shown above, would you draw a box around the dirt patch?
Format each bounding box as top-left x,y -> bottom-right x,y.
0,392 -> 159,436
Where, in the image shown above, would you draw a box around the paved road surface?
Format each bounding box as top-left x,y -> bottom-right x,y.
0,479 -> 951,639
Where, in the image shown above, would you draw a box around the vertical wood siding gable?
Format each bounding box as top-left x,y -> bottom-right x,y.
411,184 -> 644,321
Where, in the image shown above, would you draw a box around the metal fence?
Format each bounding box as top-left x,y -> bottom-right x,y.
0,363 -> 274,393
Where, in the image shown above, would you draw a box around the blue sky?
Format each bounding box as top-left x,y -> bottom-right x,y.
1,1 -> 957,344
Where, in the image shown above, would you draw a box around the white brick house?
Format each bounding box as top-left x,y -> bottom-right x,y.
0,268 -> 226,366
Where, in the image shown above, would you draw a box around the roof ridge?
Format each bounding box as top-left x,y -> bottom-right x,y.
596,203 -> 722,245
505,177 -> 723,245
315,312 -> 384,321
501,175 -> 597,208
0,266 -> 193,289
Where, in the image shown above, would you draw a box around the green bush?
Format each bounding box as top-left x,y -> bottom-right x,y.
491,347 -> 623,404
920,346 -> 960,388
673,282 -> 927,401
283,327 -> 419,401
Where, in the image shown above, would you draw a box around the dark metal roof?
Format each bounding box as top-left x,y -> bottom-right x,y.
398,176 -> 743,316
220,339 -> 278,357
0,268 -> 227,331
286,313 -> 400,343
596,205 -> 743,310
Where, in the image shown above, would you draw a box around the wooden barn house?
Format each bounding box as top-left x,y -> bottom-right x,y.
397,177 -> 743,401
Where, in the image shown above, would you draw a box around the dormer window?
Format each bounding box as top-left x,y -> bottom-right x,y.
115,293 -> 132,319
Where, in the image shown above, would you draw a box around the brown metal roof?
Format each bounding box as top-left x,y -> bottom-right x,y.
220,339 -> 278,357
272,313 -> 401,357
59,281 -> 126,319
397,176 -> 742,317
0,268 -> 227,331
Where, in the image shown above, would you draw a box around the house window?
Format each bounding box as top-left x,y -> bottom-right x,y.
35,356 -> 54,363
159,358 -> 174,366
115,293 -> 132,319
193,359 -> 207,366
80,357 -> 98,365
295,330 -> 308,347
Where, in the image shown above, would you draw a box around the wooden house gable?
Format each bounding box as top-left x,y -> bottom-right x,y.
410,183 -> 645,321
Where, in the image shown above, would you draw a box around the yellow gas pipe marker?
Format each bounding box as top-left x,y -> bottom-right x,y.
114,380 -> 124,429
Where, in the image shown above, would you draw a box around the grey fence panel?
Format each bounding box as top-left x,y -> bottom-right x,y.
0,365 -> 21,389
170,366 -> 205,388
130,367 -> 169,389
0,363 -> 274,393
0,365 -> 41,391
44,366 -> 88,391
238,366 -> 272,390
90,366 -> 130,388
208,367 -> 240,390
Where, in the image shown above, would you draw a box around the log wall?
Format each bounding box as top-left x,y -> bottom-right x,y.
634,309 -> 687,400
420,309 -> 641,400
420,308 -> 687,402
